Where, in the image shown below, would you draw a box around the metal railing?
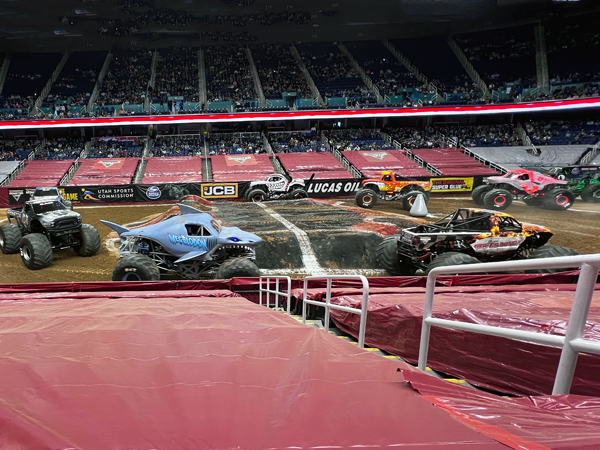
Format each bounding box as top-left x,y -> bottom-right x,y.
259,276 -> 292,315
418,254 -> 600,395
302,275 -> 369,348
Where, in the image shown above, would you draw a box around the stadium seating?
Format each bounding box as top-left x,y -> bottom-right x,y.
268,131 -> 324,153
152,135 -> 202,157
7,160 -> 74,188
204,46 -> 257,105
142,156 -> 204,184
276,152 -> 351,179
88,138 -> 145,158
153,47 -> 199,103
327,129 -> 393,151
208,133 -> 263,155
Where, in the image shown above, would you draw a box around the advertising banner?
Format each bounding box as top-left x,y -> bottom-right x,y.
304,178 -> 364,197
429,177 -> 474,192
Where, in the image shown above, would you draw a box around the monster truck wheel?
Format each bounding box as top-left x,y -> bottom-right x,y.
580,184 -> 600,203
376,236 -> 413,275
112,254 -> 160,281
525,245 -> 580,273
0,224 -> 22,254
74,224 -> 101,257
471,185 -> 492,206
426,252 -> 482,275
483,189 -> 513,210
215,257 -> 261,279
247,189 -> 267,203
288,189 -> 308,200
355,189 -> 378,208
402,191 -> 428,211
523,195 -> 543,206
541,189 -> 574,211
20,233 -> 53,270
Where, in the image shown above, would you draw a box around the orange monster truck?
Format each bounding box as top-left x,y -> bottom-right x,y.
355,171 -> 431,211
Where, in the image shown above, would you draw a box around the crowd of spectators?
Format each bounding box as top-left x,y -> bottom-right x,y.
35,137 -> 85,160
153,47 -> 199,103
1,95 -> 34,110
88,138 -> 145,158
297,43 -> 370,100
0,139 -> 39,161
150,135 -> 202,157
326,129 -> 392,151
525,120 -> 600,146
437,124 -> 522,147
208,133 -> 263,155
268,131 -> 325,153
385,127 -> 447,149
252,43 -> 312,99
204,46 -> 257,104
97,49 -> 153,105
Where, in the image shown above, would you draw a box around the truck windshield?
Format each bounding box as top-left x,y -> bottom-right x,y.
32,201 -> 66,214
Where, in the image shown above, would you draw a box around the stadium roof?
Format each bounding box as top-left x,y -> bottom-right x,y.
0,0 -> 598,52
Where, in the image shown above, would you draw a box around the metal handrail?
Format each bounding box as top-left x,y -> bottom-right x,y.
417,254 -> 600,395
258,276 -> 292,315
302,275 -> 369,347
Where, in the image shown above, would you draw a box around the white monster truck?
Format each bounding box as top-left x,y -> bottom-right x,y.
246,173 -> 313,202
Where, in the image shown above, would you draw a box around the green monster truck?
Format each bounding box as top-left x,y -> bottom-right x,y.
544,166 -> 600,203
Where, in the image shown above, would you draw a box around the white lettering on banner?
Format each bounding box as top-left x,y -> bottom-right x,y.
364,152 -> 388,160
228,156 -> 252,164
306,181 -> 361,195
471,236 -> 525,254
201,183 -> 238,198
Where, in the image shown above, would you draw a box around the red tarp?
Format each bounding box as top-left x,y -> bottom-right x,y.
411,148 -> 499,176
310,283 -> 600,397
343,150 -> 431,177
276,152 -> 351,177
290,170 -> 352,179
0,292 -> 515,449
68,158 -> 140,186
7,160 -> 74,188
141,156 -> 204,184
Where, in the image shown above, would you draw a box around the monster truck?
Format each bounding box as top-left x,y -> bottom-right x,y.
376,208 -> 578,276
472,169 -> 574,211
355,171 -> 431,211
31,186 -> 73,209
246,173 -> 312,202
0,197 -> 101,270
544,166 -> 600,203
101,203 -> 262,281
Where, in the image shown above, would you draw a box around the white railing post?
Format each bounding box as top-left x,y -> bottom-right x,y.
417,254 -> 600,394
258,276 -> 292,314
553,262 -> 598,394
302,275 -> 369,348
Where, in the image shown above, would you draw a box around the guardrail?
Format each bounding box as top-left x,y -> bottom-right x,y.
258,276 -> 292,314
418,254 -> 600,395
302,275 -> 369,347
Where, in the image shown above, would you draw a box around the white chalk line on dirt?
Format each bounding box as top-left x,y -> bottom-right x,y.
256,203 -> 324,275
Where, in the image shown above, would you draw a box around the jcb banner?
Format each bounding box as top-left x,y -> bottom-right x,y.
429,177 -> 474,192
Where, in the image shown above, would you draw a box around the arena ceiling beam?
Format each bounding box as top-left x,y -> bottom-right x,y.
1,98 -> 600,130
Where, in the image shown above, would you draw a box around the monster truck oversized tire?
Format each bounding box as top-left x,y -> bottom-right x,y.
376,236 -> 408,275
426,252 -> 482,275
288,189 -> 308,200
483,189 -> 513,210
525,244 -> 580,273
471,185 -> 492,205
581,184 -> 600,203
20,233 -> 53,270
112,254 -> 160,281
541,189 -> 574,211
215,257 -> 261,279
0,224 -> 22,254
247,189 -> 267,203
355,189 -> 378,208
402,191 -> 428,211
74,224 -> 101,257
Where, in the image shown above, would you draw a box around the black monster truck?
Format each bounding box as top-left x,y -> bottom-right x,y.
0,198 -> 101,270
544,166 -> 600,203
376,208 -> 577,275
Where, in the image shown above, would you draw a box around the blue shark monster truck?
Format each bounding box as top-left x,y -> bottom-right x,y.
101,204 -> 262,280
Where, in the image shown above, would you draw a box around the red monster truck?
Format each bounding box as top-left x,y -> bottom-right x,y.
355,171 -> 431,211
471,169 -> 574,211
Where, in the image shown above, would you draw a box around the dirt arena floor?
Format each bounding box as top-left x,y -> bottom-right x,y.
1,194 -> 599,284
